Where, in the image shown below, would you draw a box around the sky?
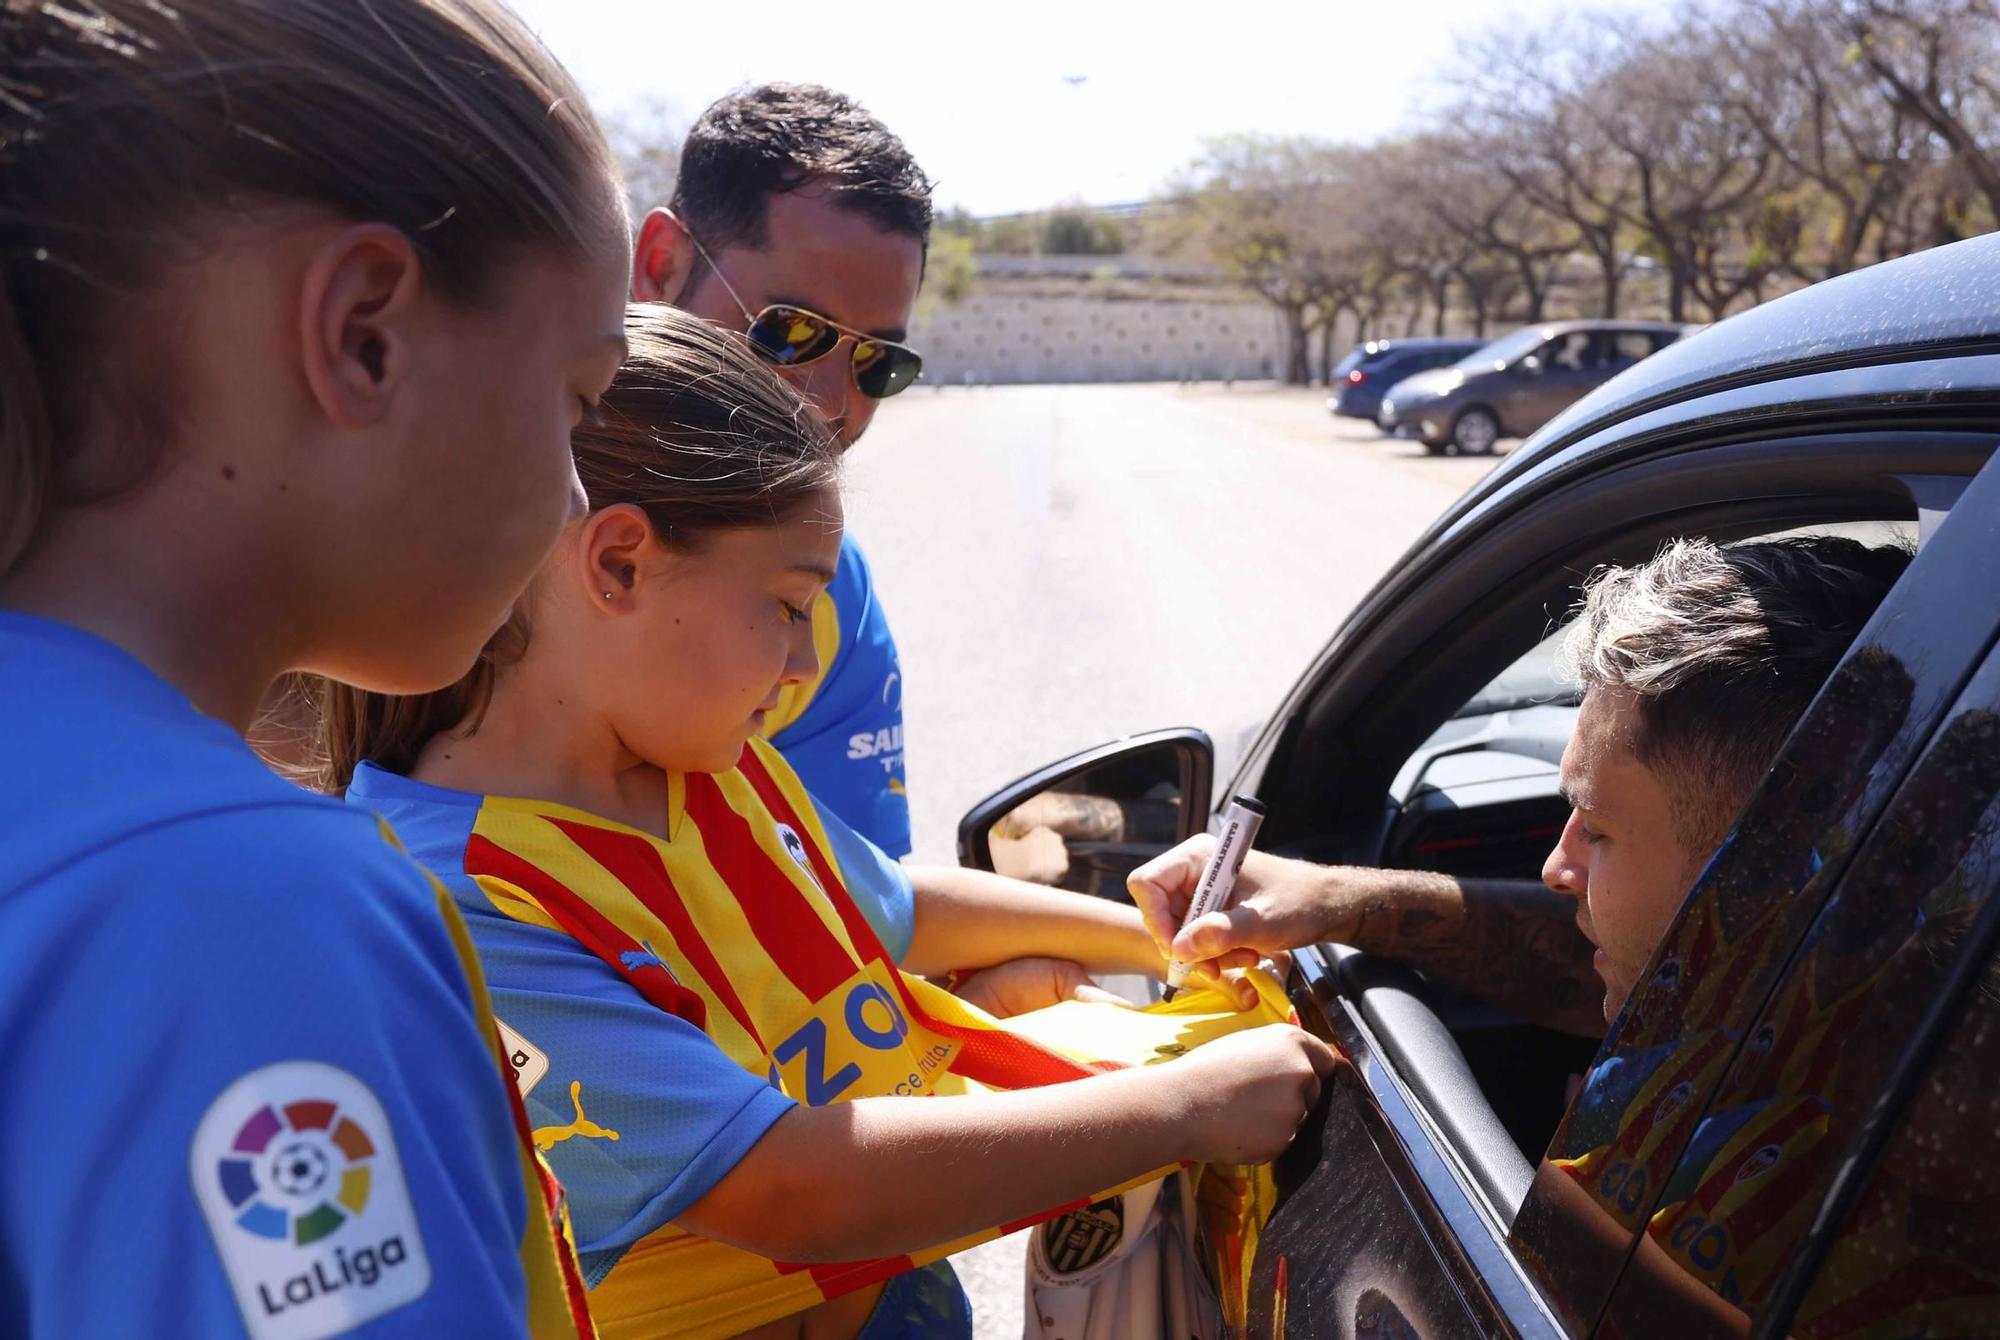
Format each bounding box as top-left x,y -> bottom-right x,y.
509,0 -> 1654,218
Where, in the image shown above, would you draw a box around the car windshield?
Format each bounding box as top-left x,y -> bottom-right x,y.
1332,349 -> 1369,377
1453,327 -> 1550,371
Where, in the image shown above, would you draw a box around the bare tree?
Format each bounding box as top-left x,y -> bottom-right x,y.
603,96 -> 685,221
1587,20 -> 1781,321
1168,136 -> 1362,383
1456,21 -> 1638,317
1386,132 -> 1575,323
1839,0 -> 2000,219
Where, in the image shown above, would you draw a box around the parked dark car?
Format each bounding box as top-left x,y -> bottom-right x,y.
961,235 -> 2000,1337
1380,319 -> 1691,456
1328,338 -> 1486,424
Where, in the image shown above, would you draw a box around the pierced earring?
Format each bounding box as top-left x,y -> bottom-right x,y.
602,591 -> 614,600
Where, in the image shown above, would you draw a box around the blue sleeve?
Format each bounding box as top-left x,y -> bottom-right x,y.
770,535 -> 913,857
462,903 -> 795,1286
817,806 -> 916,964
0,806 -> 538,1339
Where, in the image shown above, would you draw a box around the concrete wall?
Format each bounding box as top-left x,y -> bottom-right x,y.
908,289 -> 1288,385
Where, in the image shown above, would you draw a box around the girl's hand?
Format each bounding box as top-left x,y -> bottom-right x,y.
1165,1023 -> 1338,1164
949,956 -> 1130,1017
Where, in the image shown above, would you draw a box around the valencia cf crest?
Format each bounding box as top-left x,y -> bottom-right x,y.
1039,1197 -> 1125,1275
1735,1143 -> 1784,1185
774,823 -> 822,889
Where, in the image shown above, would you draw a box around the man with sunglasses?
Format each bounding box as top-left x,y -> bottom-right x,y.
634,82 -> 928,860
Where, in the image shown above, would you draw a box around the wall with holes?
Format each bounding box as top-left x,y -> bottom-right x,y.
907,291 -> 1288,385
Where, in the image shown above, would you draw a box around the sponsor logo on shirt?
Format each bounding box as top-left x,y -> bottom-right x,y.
191,1061 -> 430,1340
532,1081 -> 622,1151
846,724 -> 905,775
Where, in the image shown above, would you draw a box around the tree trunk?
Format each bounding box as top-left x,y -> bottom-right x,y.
1318,318 -> 1336,386
1430,274 -> 1450,337
1515,253 -> 1547,323
1594,244 -> 1622,319
1665,258 -> 1689,324
1282,302 -> 1309,385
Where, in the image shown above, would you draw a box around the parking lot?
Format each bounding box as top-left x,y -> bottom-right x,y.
846,380 -> 1504,865
842,380 -> 1503,1332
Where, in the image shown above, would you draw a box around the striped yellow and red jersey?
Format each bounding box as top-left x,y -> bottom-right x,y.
349,738 -> 1286,1339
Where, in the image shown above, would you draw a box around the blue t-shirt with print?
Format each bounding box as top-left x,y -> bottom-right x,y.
0,614 -> 546,1339
769,534 -> 911,857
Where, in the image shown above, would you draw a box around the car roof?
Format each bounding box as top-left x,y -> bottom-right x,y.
1363,337 -> 1485,351
1508,319 -> 1690,336
1467,234 -> 2000,501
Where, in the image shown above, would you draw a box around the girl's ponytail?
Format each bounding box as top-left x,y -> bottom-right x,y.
0,271 -> 53,575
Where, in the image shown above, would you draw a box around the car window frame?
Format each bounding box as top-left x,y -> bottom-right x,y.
1244,429 -> 1997,862
1236,419 -> 2000,1338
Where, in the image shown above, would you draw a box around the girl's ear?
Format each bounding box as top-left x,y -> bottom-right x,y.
631,208 -> 696,304
577,503 -> 664,612
297,224 -> 424,430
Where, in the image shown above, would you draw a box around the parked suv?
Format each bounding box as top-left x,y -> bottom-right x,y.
960,235 -> 2000,1337
1327,338 -> 1485,424
1381,319 -> 1691,456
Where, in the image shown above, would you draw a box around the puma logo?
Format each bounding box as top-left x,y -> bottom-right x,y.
532,1081 -> 621,1151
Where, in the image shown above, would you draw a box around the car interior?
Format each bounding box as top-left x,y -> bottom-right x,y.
1250,431 -> 1984,1224
1374,517 -> 1911,1167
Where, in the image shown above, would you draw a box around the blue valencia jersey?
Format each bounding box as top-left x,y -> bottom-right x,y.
764,534 -> 911,857
0,614 -> 580,1340
346,763 -> 917,1288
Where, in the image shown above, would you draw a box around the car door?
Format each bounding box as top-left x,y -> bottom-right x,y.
1236,418 -> 2000,1337
1502,332 -> 1600,436
1570,636 -> 2000,1336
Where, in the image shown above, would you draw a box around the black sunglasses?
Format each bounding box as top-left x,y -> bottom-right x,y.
742,303 -> 924,400
689,231 -> 923,400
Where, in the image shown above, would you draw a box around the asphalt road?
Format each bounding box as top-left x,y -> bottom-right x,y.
845,381 -> 1502,866
841,381 -> 1502,1336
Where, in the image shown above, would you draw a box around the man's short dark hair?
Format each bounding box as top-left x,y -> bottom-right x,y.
1560,534 -> 1913,851
670,83 -> 933,257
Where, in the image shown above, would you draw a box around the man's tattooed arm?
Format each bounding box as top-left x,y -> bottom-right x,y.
1344,870 -> 1605,1037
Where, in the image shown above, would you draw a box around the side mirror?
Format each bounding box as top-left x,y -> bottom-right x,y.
957,728 -> 1214,901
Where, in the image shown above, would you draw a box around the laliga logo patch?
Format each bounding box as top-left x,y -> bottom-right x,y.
495,1017 -> 550,1099
775,823 -> 822,889
191,1061 -> 430,1339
